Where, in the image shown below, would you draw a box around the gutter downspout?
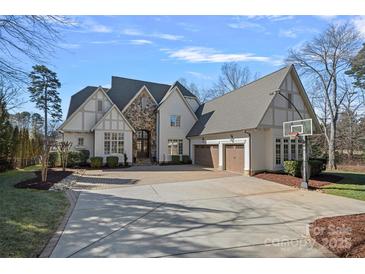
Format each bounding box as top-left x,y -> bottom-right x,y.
244,130 -> 252,176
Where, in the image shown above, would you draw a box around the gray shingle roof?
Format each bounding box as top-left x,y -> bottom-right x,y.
67,86 -> 98,118
66,78 -> 197,118
187,66 -> 292,137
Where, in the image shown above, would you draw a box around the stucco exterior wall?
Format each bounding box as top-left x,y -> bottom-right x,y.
185,97 -> 200,112
62,88 -> 112,132
62,132 -> 94,156
260,71 -> 310,130
158,89 -> 197,162
94,130 -> 133,164
190,131 -> 250,172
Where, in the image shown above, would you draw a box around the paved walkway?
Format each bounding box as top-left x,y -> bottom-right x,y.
51,174 -> 365,257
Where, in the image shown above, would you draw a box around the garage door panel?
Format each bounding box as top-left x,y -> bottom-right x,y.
195,145 -> 219,168
225,144 -> 244,173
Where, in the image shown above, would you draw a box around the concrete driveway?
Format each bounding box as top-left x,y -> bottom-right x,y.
51,170 -> 365,257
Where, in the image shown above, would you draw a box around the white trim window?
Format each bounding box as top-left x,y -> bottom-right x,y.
283,139 -> 289,161
141,96 -> 147,109
170,115 -> 181,127
275,138 -> 281,165
78,137 -> 84,146
168,139 -> 183,155
97,100 -> 103,112
104,132 -> 124,155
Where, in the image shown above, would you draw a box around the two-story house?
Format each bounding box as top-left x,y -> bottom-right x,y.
58,65 -> 321,174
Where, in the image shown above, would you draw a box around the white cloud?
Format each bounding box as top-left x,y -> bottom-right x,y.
315,15 -> 338,22
122,28 -> 143,36
151,33 -> 183,41
248,15 -> 294,22
166,47 -> 280,64
121,28 -> 184,41
279,27 -> 319,39
59,43 -> 81,49
279,29 -> 298,38
186,71 -> 212,80
130,39 -> 153,45
352,16 -> 365,38
81,18 -> 112,33
90,40 -> 120,45
228,20 -> 265,31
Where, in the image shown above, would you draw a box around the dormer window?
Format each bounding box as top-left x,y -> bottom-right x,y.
97,100 -> 103,112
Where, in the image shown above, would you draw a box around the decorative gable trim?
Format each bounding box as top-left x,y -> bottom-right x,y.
158,85 -> 198,121
91,104 -> 136,132
121,85 -> 157,113
58,86 -> 113,131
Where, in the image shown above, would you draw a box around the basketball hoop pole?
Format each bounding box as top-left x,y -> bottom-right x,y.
301,136 -> 309,189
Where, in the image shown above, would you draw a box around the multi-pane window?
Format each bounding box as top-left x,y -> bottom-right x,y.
298,142 -> 303,160
168,139 -> 183,155
104,132 -> 124,155
283,139 -> 289,161
97,100 -> 103,112
78,137 -> 84,146
291,140 -> 296,160
275,138 -> 281,165
170,115 -> 181,127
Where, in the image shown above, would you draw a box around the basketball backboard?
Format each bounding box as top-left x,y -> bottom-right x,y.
283,118 -> 313,137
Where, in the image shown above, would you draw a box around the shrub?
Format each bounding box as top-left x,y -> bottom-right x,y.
182,155 -> 192,164
284,160 -> 302,177
171,155 -> 180,164
78,149 -> 90,166
106,156 -> 119,168
0,159 -> 12,173
67,151 -> 81,167
48,151 -> 60,167
308,160 -> 323,177
90,157 -> 103,169
309,157 -> 327,170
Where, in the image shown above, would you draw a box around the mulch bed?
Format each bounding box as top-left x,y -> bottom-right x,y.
14,169 -> 73,190
254,172 -> 343,189
309,213 -> 365,257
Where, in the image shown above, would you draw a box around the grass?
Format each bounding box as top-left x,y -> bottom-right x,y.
321,170 -> 365,202
0,166 -> 69,257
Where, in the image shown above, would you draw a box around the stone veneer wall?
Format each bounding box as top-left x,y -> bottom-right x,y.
123,89 -> 157,162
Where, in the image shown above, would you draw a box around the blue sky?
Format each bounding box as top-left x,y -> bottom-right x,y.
18,15 -> 365,119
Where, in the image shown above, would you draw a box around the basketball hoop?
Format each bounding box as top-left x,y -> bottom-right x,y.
289,132 -> 300,140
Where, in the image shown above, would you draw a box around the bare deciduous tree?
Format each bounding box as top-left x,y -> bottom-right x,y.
0,16 -> 69,83
287,23 -> 361,170
208,62 -> 253,99
56,141 -> 72,171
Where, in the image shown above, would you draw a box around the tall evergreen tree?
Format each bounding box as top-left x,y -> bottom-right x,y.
346,43 -> 365,90
28,65 -> 62,182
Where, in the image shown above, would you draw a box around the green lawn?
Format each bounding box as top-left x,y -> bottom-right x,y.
321,170 -> 365,202
0,166 -> 69,257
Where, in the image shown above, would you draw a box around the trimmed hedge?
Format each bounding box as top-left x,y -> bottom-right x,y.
182,155 -> 192,164
48,151 -> 60,167
0,159 -> 12,173
67,151 -> 81,167
284,160 -> 301,177
171,155 -> 180,164
284,160 -> 324,178
90,157 -> 103,169
78,149 -> 90,166
106,156 -> 119,168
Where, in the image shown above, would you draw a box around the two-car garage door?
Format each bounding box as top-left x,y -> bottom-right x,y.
194,144 -> 244,173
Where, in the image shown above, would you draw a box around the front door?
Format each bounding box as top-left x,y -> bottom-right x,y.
136,130 -> 150,159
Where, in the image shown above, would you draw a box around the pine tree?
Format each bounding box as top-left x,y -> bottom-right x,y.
28,65 -> 62,182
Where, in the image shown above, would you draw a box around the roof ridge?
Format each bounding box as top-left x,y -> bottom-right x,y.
202,65 -> 291,105
112,75 -> 171,87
